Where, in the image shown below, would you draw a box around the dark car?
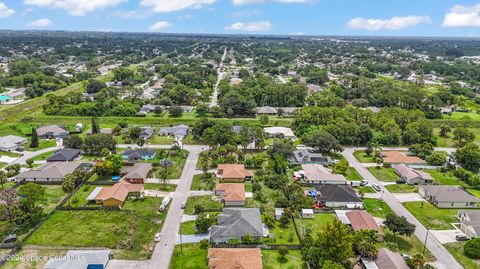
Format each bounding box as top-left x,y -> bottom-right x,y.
396,179 -> 406,184
455,234 -> 470,241
3,234 -> 17,244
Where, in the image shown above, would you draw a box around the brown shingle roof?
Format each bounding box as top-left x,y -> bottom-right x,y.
95,180 -> 143,203
380,151 -> 425,164
346,210 -> 384,237
215,183 -> 245,202
207,248 -> 263,269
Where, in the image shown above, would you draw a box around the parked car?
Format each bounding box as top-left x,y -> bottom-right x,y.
154,233 -> 162,243
395,179 -> 406,184
361,180 -> 368,186
455,234 -> 470,241
181,202 -> 186,209
3,234 -> 17,244
372,184 -> 381,192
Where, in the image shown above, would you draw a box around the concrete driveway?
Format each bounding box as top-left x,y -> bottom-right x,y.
430,230 -> 464,244
188,190 -> 213,197
106,260 -> 149,269
392,193 -> 425,202
0,155 -> 18,164
181,214 -> 197,223
176,234 -> 209,244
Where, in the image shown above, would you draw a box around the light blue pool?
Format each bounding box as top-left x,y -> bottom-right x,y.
0,95 -> 10,102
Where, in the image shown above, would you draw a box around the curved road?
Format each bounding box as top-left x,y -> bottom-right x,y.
342,148 -> 462,269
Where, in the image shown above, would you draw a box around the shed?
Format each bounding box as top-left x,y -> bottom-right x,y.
301,209 -> 314,219
275,208 -> 284,220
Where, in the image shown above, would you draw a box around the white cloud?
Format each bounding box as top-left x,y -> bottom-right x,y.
442,4 -> 480,27
149,21 -> 172,31
140,0 -> 216,13
225,21 -> 272,31
347,15 -> 431,31
23,0 -> 124,16
0,2 -> 15,18
233,0 -> 311,5
115,9 -> 151,19
27,18 -> 52,28
233,0 -> 264,5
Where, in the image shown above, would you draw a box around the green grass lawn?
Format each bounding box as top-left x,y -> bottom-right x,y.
150,150 -> 189,179
245,184 -> 281,208
28,197 -> 164,259
380,230 -> 434,261
443,111 -> 480,121
184,196 -> 222,215
144,183 -> 177,192
467,188 -> 480,199
24,140 -> 57,151
149,135 -> 174,145
403,201 -> 459,230
169,244 -> 208,269
363,198 -> 394,219
43,185 -> 66,212
0,151 -> 21,157
179,221 -> 197,235
269,222 -> 299,244
67,184 -> 97,207
190,174 -> 215,191
29,150 -> 56,162
262,250 -> 305,269
444,242 -> 480,269
368,167 -> 399,182
385,184 -> 417,193
295,213 -> 335,234
345,167 -> 363,181
426,170 -> 468,187
353,150 -> 377,163
357,186 -> 375,194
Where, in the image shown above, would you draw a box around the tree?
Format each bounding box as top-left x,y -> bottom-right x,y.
409,142 -> 434,159
453,127 -> 475,147
30,128 -> 39,148
320,260 -> 344,269
63,135 -> 83,149
201,122 -> 235,147
168,106 -> 184,117
242,234 -> 253,244
259,114 -> 269,125
332,159 -> 349,175
18,183 -> 47,210
159,158 -> 173,189
0,171 -> 7,190
268,141 -> 294,158
464,238 -> 480,259
383,214 -> 415,238
279,214 -> 290,228
406,254 -> 426,269
426,152 -> 447,166
62,175 -> 76,206
455,142 -> 480,172
353,230 -> 379,258
439,125 -> 451,137
86,79 -> 105,94
302,129 -> 343,153
82,134 -> 116,155
0,189 -> 20,224
195,213 -> 214,233
195,104 -> 209,117
26,158 -> 34,168
278,246 -> 289,260
91,117 -> 100,134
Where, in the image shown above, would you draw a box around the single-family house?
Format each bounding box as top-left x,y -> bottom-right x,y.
282,107 -> 299,116
393,164 -> 433,185
159,124 -> 189,141
264,127 -> 296,140
210,208 -> 268,243
216,164 -> 254,182
301,164 -> 347,185
441,105 -> 454,114
458,210 -> 480,238
360,248 -> 409,269
36,125 -> 69,139
0,135 -> 27,151
215,183 -> 246,206
346,210 -> 384,241
313,184 -> 363,208
44,250 -> 111,269
301,209 -> 314,219
380,151 -> 425,165
139,104 -> 166,114
47,148 -> 81,162
288,149 -> 333,165
87,128 -> 114,135
121,163 -> 153,184
15,162 -> 88,182
88,180 -> 144,207
139,127 -> 155,140
418,185 -> 479,208
256,106 -> 277,115
121,149 -> 156,161
207,248 -> 263,269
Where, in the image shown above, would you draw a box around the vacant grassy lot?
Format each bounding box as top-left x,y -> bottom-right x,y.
353,150 -> 377,163
27,197 -> 164,259
269,221 -> 299,244
444,242 -> 480,269
150,150 -> 188,179
403,201 -> 460,230
179,221 -> 197,235
385,184 -> 417,193
345,167 -> 363,181
43,185 -> 66,212
295,213 -> 335,234
190,174 -> 214,191
368,167 -> 399,182
170,244 -> 208,269
426,170 -> 468,187
363,198 -> 394,219
263,250 -> 306,269
184,196 -> 222,215
380,230 -> 434,261
144,183 -> 177,192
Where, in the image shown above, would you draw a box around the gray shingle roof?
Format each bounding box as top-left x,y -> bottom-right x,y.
44,250 -> 110,269
314,184 -> 362,203
47,148 -> 81,162
210,208 -> 264,239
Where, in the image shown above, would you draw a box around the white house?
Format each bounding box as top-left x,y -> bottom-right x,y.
0,135 -> 27,152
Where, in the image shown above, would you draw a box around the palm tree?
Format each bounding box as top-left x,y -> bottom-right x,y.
159,158 -> 173,189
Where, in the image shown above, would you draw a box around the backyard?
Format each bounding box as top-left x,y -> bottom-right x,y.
295,213 -> 335,236
169,244 -> 208,269
368,167 -> 399,182
26,197 -> 164,259
262,250 -> 305,269
403,201 -> 459,230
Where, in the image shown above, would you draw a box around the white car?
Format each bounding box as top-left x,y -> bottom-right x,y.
154,233 -> 162,243
372,184 -> 381,192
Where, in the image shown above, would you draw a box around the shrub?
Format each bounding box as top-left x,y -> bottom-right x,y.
199,239 -> 210,249
383,162 -> 391,168
464,238 -> 480,259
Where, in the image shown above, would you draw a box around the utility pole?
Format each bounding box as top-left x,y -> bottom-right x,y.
423,227 -> 429,255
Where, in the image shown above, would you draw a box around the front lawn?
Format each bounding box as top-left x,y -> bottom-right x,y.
169,244 -> 208,269
0,151 -> 21,157
29,150 -> 56,162
380,230 -> 434,261
357,186 -> 375,194
363,198 -> 394,219
345,167 -> 363,181
368,167 -> 399,182
262,250 -> 306,269
24,140 -> 57,151
385,184 -> 417,193
403,201 -> 459,230
144,183 -> 177,192
190,174 -> 214,191
150,150 -> 189,179
179,220 -> 197,235
184,196 -> 223,215
353,150 -> 377,163
295,213 -> 335,234
27,197 -> 164,259
444,242 -> 480,269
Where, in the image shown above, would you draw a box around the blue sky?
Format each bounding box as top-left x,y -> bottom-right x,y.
0,0 -> 479,37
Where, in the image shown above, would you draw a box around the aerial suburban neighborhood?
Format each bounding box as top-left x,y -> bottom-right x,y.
1,1 -> 480,269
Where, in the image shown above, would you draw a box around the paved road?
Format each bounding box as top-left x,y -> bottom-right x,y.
209,47 -> 227,107
149,145 -> 204,269
343,148 -> 463,269
10,146 -> 61,166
